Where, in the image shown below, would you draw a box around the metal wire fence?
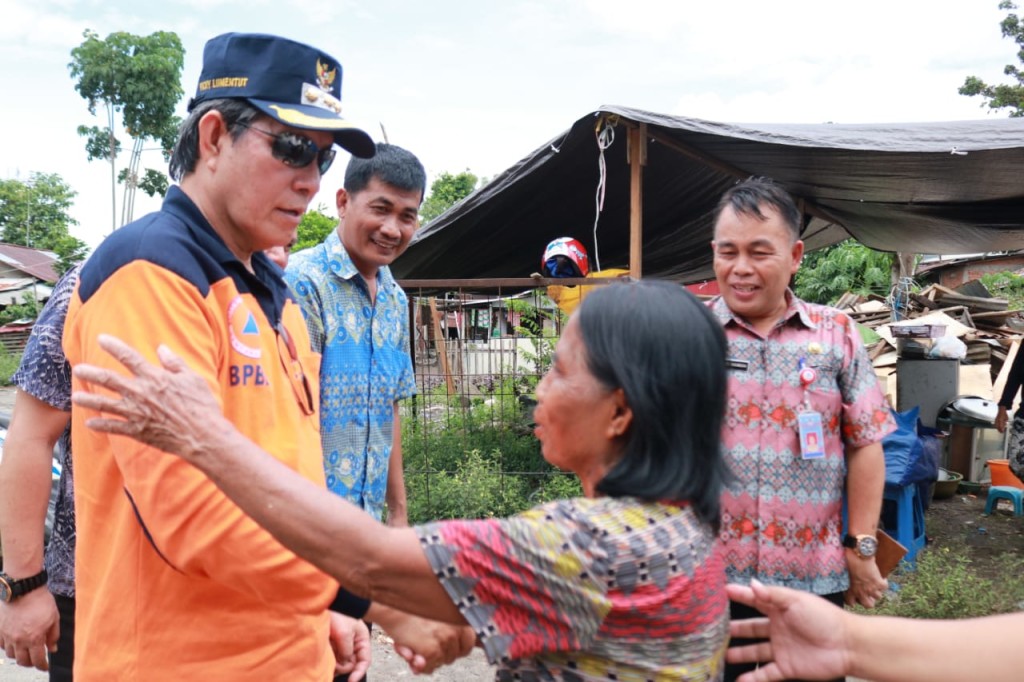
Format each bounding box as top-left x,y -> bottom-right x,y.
398,282 -> 583,522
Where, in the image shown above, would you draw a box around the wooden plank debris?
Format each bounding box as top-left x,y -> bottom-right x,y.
834,281 -> 1022,386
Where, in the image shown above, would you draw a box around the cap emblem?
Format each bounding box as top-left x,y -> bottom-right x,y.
316,58 -> 337,91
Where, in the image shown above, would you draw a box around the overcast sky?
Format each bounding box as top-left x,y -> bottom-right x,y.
0,0 -> 1016,248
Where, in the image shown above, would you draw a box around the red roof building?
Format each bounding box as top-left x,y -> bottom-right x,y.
0,243 -> 60,283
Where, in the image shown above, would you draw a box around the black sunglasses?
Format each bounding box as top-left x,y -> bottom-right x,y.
237,123 -> 336,175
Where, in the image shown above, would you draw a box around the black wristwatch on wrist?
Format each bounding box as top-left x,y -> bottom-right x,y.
0,569 -> 48,603
842,534 -> 878,559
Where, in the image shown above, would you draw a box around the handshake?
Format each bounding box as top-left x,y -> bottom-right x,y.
330,605 -> 476,680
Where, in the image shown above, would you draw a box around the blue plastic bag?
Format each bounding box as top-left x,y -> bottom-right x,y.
882,407 -> 940,487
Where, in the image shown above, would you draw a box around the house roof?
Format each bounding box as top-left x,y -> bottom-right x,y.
0,243 -> 59,283
0,280 -> 53,306
396,106 -> 1024,284
915,251 -> 1024,275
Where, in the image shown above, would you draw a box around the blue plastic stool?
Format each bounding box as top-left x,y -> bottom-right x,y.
984,486 -> 1024,516
881,482 -> 927,568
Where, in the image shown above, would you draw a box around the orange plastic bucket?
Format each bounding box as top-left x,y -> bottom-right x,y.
987,459 -> 1024,489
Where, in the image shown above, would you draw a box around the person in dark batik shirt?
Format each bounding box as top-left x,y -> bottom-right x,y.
0,263 -> 81,680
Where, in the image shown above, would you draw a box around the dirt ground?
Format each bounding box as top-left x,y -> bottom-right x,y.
920,486 -> 1024,581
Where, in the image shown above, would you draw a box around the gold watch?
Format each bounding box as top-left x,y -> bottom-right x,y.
842,534 -> 878,559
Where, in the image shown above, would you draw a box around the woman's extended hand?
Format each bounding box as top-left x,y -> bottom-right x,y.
70,334 -> 232,463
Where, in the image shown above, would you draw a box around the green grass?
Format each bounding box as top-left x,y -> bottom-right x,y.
855,547 -> 1024,620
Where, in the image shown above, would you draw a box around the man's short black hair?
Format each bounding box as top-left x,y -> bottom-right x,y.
343,143 -> 426,203
715,176 -> 802,242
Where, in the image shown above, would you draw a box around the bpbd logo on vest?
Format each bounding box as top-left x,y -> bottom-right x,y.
227,296 -> 269,387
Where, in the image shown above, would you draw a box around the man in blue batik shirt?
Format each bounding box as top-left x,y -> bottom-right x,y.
286,143 -> 424,527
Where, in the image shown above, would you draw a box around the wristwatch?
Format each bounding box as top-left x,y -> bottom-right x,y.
0,569 -> 48,603
842,534 -> 878,559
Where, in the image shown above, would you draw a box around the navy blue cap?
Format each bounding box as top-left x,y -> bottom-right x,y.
189,33 -> 374,158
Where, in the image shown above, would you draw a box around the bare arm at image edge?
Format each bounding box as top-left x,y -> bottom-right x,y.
727,581 -> 1024,682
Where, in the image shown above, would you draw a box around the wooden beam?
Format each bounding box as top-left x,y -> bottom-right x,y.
428,298 -> 455,395
396,277 -> 620,289
628,123 -> 647,279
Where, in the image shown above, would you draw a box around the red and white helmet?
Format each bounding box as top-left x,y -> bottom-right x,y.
542,237 -> 589,278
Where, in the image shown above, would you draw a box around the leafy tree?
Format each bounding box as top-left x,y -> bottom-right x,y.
69,29 -> 185,230
77,124 -> 123,161
794,240 -> 894,305
420,171 -> 479,224
960,1 -> 1024,116
0,173 -> 88,274
293,205 -> 337,253
117,167 -> 174,202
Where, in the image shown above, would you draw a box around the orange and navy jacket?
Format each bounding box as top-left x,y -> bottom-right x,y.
63,187 -> 338,681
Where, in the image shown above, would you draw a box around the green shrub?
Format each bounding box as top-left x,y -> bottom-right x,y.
403,378 -> 541,476
0,347 -> 22,385
530,472 -> 583,504
0,296 -> 41,328
981,271 -> 1024,310
407,449 -> 529,523
402,315 -> 576,523
861,547 -> 1024,620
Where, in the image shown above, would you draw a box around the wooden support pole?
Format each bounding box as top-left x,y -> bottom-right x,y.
429,298 -> 455,395
628,123 -> 647,279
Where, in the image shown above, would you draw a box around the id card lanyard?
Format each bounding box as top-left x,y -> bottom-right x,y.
797,357 -> 825,460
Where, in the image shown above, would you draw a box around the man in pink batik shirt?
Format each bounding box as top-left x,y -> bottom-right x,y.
708,177 -> 895,682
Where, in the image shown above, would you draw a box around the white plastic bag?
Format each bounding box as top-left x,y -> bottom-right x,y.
927,336 -> 967,360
